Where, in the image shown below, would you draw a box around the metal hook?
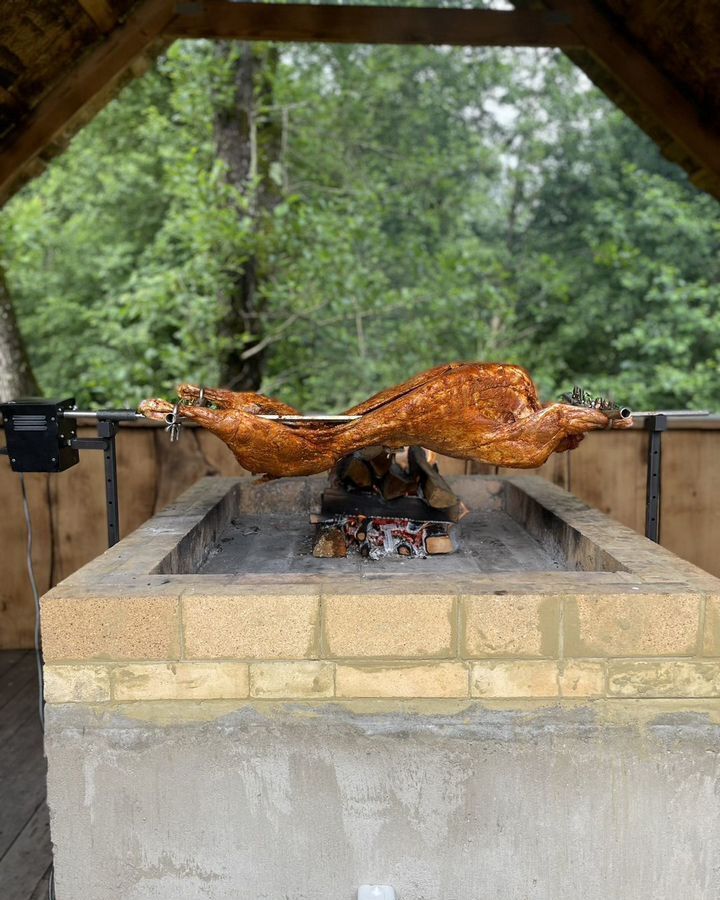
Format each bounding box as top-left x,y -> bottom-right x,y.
164,402 -> 182,442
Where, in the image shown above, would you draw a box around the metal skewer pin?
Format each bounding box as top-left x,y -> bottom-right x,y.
164,403 -> 182,442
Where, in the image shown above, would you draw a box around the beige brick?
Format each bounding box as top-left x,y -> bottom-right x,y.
564,594 -> 700,658
41,589 -> 180,661
324,592 -> 454,658
462,594 -> 559,658
471,660 -> 558,699
335,662 -> 468,698
250,662 -> 334,699
559,660 -> 606,698
703,597 -> 720,655
44,665 -> 111,703
608,660 -> 720,698
113,662 -> 249,701
183,588 -> 320,659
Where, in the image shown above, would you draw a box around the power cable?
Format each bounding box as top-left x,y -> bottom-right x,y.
19,473 -> 43,729
18,473 -> 56,900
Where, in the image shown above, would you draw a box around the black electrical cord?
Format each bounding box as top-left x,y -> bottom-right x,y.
19,473 -> 43,727
18,473 -> 56,900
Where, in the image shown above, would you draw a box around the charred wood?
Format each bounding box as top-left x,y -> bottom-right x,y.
408,445 -> 458,509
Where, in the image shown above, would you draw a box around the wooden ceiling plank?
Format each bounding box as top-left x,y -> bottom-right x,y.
166,2 -> 582,48
0,85 -> 24,115
0,0 -> 175,205
76,0 -> 119,33
551,0 -> 720,184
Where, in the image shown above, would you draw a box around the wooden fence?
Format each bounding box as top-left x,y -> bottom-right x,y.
2,420 -> 719,648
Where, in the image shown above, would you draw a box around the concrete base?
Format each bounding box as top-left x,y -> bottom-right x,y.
47,702 -> 720,900
42,476 -> 720,898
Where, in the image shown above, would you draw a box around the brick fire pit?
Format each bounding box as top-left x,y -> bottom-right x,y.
41,475 -> 720,899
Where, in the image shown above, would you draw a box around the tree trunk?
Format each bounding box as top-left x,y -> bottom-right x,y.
214,43 -> 282,391
0,266 -> 39,401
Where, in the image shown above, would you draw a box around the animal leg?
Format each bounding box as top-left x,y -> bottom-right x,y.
177,384 -> 300,416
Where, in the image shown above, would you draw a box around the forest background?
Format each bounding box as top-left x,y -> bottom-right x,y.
1,39 -> 719,413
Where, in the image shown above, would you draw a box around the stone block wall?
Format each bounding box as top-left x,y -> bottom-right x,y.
42,580 -> 720,705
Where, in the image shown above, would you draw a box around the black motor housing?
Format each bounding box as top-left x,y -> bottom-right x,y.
0,397 -> 79,472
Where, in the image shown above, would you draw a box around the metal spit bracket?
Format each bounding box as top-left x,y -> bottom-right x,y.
70,419 -> 122,547
632,410 -> 709,543
0,403 -> 141,548
643,414 -> 667,543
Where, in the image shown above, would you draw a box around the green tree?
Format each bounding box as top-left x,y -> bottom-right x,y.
0,261 -> 39,400
2,43 -> 718,415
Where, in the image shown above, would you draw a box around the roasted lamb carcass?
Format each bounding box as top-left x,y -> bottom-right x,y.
139,362 -> 632,478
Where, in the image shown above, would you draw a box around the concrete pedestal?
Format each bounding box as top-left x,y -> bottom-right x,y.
41,476 -> 720,898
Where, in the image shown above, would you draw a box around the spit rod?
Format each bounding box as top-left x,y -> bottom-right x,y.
62,409 -> 713,424
256,414 -> 362,422
62,410 -> 362,423
61,410 -> 144,421
628,410 -> 710,418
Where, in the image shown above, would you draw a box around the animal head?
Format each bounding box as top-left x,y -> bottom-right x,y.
560,386 -> 633,431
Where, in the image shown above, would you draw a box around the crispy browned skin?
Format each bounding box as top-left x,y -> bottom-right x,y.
176,384 -> 300,416
140,363 -> 632,477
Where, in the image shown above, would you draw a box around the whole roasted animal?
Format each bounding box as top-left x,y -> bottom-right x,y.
139,362 -> 633,478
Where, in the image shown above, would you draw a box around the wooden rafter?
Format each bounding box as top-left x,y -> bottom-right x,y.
0,0 -> 175,206
1,0 -> 720,206
0,84 -> 24,117
76,0 -> 118,33
549,0 -> 720,186
166,2 -> 580,48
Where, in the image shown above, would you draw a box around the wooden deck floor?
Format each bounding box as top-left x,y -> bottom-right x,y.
0,650 -> 53,899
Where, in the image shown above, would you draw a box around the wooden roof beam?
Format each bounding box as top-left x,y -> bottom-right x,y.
166,2 -> 582,48
0,0 -> 175,206
550,0 -> 720,185
76,0 -> 119,33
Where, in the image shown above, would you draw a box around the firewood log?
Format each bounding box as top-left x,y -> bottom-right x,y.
336,453 -> 373,489
356,446 -> 394,478
408,445 -> 458,509
380,461 -> 416,501
446,500 -> 470,523
425,533 -> 455,554
312,526 -> 347,558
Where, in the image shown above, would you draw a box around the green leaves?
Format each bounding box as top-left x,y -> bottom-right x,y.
2,42 -> 718,414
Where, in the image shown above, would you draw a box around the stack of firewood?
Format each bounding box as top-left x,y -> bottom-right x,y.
311,446 -> 468,558
334,445 -> 468,519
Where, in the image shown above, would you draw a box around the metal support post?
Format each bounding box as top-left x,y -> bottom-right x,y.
99,420 -> 119,547
70,419 -> 121,547
644,414 -> 667,543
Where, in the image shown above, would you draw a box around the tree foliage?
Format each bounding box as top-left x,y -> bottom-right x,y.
2,42 -> 719,412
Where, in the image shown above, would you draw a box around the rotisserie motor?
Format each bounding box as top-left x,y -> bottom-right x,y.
139,362 -> 632,478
